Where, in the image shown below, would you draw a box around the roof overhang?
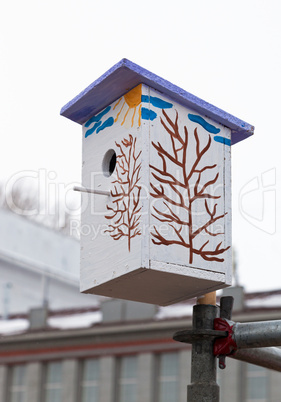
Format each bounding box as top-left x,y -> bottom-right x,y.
60,58 -> 254,145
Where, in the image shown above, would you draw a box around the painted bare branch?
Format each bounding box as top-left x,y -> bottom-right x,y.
150,109 -> 230,264
105,134 -> 142,251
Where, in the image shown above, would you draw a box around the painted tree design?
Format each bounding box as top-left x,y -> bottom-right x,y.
105,134 -> 142,251
150,109 -> 230,264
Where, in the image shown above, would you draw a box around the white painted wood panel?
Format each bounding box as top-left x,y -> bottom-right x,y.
148,87 -> 232,279
80,85 -> 144,292
80,84 -> 232,304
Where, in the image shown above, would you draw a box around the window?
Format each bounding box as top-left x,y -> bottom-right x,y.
118,355 -> 138,402
246,364 -> 268,401
44,361 -> 63,402
157,352 -> 179,402
8,365 -> 26,402
80,358 -> 100,402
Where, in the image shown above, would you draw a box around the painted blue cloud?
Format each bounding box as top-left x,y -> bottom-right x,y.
85,106 -> 111,128
85,106 -> 112,137
141,108 -> 157,121
96,117 -> 114,133
214,136 -> 231,146
188,114 -> 220,134
85,121 -> 102,138
141,95 -> 173,109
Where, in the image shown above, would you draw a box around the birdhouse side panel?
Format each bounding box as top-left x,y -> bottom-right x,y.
80,87 -> 146,293
148,88 -> 232,280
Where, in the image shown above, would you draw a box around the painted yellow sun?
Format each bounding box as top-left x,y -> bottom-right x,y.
113,84 -> 142,128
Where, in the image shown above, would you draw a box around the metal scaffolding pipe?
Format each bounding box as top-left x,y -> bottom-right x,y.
187,304 -> 220,402
230,347 -> 281,372
233,320 -> 281,349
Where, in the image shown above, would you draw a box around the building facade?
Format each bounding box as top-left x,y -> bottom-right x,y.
0,291 -> 281,402
0,209 -> 99,317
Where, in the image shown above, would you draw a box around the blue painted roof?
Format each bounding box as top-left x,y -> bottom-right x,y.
60,58 -> 254,145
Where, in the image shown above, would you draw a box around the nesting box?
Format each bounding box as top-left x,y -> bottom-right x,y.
61,59 -> 254,306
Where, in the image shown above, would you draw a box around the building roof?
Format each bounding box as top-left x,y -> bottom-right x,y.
60,58 -> 254,145
1,288 -> 281,337
0,209 -> 79,281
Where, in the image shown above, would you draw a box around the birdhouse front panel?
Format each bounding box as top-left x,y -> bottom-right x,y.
80,84 -> 146,296
80,83 -> 232,305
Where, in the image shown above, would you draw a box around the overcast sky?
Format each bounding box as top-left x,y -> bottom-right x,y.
1,0 -> 281,293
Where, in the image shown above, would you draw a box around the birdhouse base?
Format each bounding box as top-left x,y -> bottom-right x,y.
82,263 -> 229,306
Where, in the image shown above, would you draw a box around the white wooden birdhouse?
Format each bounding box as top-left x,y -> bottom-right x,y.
61,59 -> 254,306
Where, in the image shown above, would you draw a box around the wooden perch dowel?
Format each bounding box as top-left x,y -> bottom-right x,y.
73,186 -> 110,196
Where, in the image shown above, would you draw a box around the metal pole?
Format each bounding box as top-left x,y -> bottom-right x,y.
230,347 -> 281,372
233,320 -> 281,348
187,304 -> 220,402
174,297 -> 281,401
